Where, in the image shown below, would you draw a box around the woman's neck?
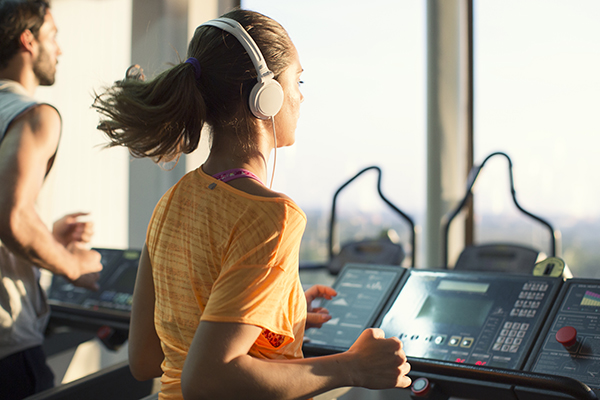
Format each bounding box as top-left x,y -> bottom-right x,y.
202,122 -> 275,185
202,154 -> 269,185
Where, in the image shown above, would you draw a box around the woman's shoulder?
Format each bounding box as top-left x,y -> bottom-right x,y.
243,184 -> 292,201
166,168 -> 306,220
250,190 -> 305,219
233,186 -> 306,227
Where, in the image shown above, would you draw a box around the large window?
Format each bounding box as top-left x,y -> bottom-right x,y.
36,0 -> 132,249
242,0 -> 426,266
473,0 -> 600,277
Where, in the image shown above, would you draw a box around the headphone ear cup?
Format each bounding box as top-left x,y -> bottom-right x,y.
249,78 -> 284,119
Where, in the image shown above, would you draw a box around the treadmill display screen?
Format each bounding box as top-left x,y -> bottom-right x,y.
416,294 -> 494,327
438,280 -> 490,293
376,270 -> 560,369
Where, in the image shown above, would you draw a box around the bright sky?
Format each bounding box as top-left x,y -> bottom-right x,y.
474,0 -> 600,220
244,0 -> 600,223
243,0 -> 427,217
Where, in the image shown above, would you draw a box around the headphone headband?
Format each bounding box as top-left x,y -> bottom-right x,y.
202,18 -> 272,83
200,17 -> 284,119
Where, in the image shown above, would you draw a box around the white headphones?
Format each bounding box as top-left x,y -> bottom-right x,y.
201,17 -> 284,120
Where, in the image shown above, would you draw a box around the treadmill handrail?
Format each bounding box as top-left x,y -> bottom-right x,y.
442,151 -> 560,268
328,166 -> 416,268
410,358 -> 598,400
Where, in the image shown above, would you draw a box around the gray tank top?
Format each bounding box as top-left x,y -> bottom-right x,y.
0,80 -> 54,358
0,80 -> 37,143
0,80 -> 60,173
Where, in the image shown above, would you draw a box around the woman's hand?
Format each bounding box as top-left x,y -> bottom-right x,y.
304,284 -> 337,329
345,328 -> 412,389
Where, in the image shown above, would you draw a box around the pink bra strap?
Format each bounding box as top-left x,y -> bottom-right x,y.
212,168 -> 264,186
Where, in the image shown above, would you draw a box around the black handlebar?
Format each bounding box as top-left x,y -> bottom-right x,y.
328,166 -> 416,268
410,358 -> 597,400
441,152 -> 560,268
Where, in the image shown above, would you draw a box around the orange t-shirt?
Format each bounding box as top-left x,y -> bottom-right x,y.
146,167 -> 308,399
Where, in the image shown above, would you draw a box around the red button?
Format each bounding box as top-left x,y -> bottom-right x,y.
556,326 -> 577,347
411,377 -> 430,396
97,325 -> 113,339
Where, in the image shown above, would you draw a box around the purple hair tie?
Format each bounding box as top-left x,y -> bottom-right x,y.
184,57 -> 202,80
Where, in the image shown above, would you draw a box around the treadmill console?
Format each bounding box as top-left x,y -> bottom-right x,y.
303,264 -> 405,354
375,269 -> 562,369
48,248 -> 140,324
526,279 -> 600,390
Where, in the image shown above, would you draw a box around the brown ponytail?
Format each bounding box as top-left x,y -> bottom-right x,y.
93,63 -> 204,163
93,9 -> 293,163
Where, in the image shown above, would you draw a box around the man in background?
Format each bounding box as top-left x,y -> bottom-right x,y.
0,1 -> 103,398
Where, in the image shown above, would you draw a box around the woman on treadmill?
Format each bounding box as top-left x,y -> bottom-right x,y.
93,8 -> 411,400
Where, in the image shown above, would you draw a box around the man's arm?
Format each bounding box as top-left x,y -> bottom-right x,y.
0,104 -> 102,280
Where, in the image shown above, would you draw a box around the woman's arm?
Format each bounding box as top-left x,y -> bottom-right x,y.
128,245 -> 164,380
181,321 -> 411,400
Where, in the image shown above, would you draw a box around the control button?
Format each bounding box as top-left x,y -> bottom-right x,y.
434,335 -> 446,345
521,323 -> 530,330
531,301 -> 540,309
493,343 -> 502,351
510,309 -> 519,317
540,283 -> 548,291
517,331 -> 526,338
505,338 -> 514,344
523,283 -> 532,290
526,293 -> 535,300
519,310 -> 528,317
97,325 -> 113,340
496,336 -> 505,343
512,323 -> 521,330
500,329 -> 509,336
519,292 -> 528,299
514,300 -> 524,307
508,330 -> 518,337
556,326 -> 578,348
501,344 -> 510,352
531,283 -> 540,291
449,336 -> 461,346
503,322 -> 513,329
527,310 -> 536,317
535,293 -> 545,300
509,345 -> 519,353
411,377 -> 431,397
460,338 -> 474,348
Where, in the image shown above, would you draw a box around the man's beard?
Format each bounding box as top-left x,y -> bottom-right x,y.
33,43 -> 56,86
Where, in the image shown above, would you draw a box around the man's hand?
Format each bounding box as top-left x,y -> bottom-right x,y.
66,242 -> 102,289
72,272 -> 101,291
52,212 -> 93,247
